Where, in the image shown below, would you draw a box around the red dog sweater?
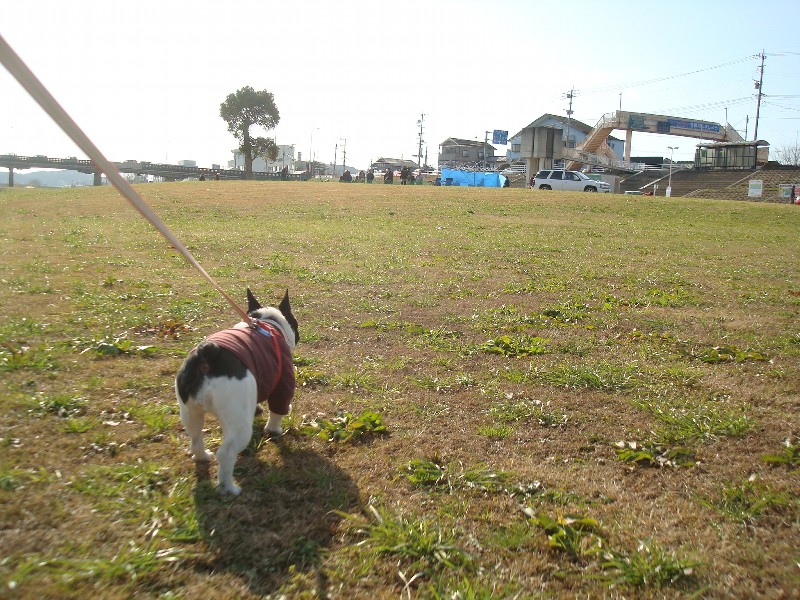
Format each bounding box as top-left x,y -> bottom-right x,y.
205,323 -> 294,415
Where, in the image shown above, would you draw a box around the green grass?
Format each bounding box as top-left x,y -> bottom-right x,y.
1,182 -> 798,598
341,505 -> 473,575
602,541 -> 699,589
538,362 -> 640,391
490,395 -> 567,427
402,458 -> 510,493
631,394 -> 754,444
699,478 -> 794,523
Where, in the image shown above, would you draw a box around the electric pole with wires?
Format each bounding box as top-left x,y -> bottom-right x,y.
564,88 -> 575,151
753,50 -> 765,140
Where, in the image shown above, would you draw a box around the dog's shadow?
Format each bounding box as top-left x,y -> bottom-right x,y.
192,431 -> 361,596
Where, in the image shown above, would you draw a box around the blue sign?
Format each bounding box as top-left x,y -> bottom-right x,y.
668,119 -> 720,133
492,130 -> 508,145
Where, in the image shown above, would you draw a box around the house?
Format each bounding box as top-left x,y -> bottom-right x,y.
438,138 -> 498,170
229,144 -> 295,173
369,157 -> 418,172
506,114 -> 624,164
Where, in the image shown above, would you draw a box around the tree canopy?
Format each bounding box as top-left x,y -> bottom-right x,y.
220,86 -> 280,179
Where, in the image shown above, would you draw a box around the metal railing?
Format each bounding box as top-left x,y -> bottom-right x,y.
561,147 -> 644,172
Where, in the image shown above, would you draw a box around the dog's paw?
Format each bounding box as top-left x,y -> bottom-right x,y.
264,427 -> 284,440
220,482 -> 242,496
192,450 -> 214,463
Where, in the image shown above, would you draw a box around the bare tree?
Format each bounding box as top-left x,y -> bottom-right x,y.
773,142 -> 800,166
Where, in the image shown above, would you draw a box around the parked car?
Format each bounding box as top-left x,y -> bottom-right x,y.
533,170 -> 611,193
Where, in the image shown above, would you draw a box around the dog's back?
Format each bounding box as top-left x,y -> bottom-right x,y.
176,342 -> 249,404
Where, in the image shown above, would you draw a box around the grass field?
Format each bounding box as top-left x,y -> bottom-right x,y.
1,181 -> 799,599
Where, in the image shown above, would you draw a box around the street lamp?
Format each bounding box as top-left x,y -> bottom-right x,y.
309,128 -> 319,177
667,146 -> 678,197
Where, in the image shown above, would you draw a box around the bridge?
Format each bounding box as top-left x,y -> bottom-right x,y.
0,154 -> 310,187
566,110 -> 744,170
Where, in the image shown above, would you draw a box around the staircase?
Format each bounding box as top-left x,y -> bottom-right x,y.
566,113 -> 619,170
618,166 -> 800,201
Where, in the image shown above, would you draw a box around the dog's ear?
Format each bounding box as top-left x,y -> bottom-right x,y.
278,289 -> 300,343
246,288 -> 262,313
278,289 -> 291,315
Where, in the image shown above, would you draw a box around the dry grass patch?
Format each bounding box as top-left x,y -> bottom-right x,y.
1,182 -> 798,598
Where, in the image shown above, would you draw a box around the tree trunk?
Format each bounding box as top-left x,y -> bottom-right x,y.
242,127 -> 253,180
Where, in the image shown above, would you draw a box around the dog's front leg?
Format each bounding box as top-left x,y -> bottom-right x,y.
265,411 -> 285,437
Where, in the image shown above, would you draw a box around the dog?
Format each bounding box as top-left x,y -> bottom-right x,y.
175,289 -> 299,495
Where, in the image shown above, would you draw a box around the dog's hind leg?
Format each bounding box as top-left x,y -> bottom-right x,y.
215,422 -> 251,495
179,399 -> 214,462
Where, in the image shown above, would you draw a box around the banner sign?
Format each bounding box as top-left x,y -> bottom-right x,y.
748,180 -> 763,198
492,130 -> 508,145
668,119 -> 721,133
628,115 -> 646,130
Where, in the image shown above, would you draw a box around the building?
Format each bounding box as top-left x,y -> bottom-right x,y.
229,144 -> 296,173
438,138 -> 498,170
369,157 -> 418,172
506,114 -> 624,164
694,140 -> 769,170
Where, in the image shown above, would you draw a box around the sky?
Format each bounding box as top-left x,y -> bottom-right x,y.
1,0 -> 799,172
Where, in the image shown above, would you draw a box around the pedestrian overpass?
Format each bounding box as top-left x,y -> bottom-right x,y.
565,110 -> 744,171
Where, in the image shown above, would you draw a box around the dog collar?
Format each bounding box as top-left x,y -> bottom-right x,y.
253,319 -> 284,339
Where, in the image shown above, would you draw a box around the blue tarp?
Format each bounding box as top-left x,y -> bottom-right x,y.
441,168 -> 506,188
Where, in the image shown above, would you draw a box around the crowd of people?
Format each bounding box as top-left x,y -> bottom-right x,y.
333,166 -> 426,185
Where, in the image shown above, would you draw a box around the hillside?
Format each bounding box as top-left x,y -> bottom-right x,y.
0,169 -> 96,188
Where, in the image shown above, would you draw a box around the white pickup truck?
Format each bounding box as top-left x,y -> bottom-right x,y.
533,169 -> 611,193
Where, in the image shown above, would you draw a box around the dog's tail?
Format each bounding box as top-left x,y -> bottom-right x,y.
176,343 -> 218,403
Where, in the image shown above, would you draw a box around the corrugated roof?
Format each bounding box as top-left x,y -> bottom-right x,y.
440,137 -> 497,150
511,114 -> 622,141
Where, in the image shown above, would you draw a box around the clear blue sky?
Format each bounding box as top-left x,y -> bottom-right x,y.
1,0 -> 798,170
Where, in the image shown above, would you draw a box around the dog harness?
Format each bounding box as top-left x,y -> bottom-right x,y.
204,321 -> 294,415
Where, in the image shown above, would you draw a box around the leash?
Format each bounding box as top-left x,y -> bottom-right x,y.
0,34 -> 254,326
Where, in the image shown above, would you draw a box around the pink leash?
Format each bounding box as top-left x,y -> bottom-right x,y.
0,34 -> 254,326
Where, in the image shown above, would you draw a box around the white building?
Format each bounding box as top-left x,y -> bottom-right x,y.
228,144 -> 295,173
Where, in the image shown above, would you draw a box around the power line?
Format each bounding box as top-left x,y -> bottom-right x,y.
651,96 -> 754,116
575,54 -> 758,96
762,100 -> 800,113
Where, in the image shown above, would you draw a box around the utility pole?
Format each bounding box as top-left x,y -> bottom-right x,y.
565,88 -> 575,152
342,138 -> 347,173
334,141 -> 338,176
753,50 -> 765,141
416,114 -> 425,168
483,131 -> 489,171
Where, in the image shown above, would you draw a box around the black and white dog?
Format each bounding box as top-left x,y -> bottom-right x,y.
176,289 -> 299,495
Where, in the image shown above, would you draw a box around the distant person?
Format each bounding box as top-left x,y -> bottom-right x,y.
281,165 -> 288,180
384,169 -> 393,184
400,166 -> 409,185
503,176 -> 511,188
339,169 -> 352,183
199,174 -> 206,181
214,172 -> 220,181
366,168 -> 374,183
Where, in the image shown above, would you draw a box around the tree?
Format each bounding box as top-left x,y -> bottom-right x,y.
774,142 -> 800,166
220,86 -> 280,179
